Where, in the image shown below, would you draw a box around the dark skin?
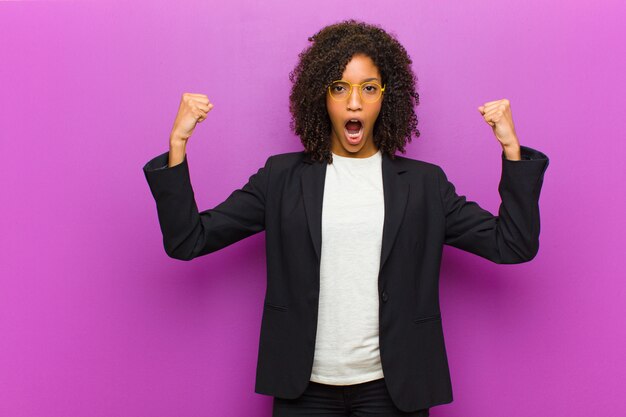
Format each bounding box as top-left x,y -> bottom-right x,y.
326,54 -> 383,158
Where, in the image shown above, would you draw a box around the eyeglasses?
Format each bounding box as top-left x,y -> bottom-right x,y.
327,80 -> 386,103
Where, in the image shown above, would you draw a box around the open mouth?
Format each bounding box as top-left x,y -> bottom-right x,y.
344,119 -> 363,145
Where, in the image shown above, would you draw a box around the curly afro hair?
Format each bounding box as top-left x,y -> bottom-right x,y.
289,19 -> 420,163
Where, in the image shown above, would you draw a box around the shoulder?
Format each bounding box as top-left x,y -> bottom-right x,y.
266,150 -> 308,166
389,153 -> 445,177
258,151 -> 311,181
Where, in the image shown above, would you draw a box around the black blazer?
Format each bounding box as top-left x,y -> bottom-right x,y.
143,145 -> 549,412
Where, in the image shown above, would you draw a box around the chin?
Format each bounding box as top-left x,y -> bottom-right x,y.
339,140 -> 363,152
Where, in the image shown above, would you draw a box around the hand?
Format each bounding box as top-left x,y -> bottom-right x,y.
170,93 -> 214,144
477,98 -> 520,151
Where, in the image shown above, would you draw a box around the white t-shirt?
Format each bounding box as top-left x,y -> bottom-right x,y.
309,149 -> 386,385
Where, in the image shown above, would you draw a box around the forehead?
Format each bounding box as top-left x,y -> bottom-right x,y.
341,54 -> 381,81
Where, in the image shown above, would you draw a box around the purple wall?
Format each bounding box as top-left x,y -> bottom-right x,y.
1,1 -> 624,416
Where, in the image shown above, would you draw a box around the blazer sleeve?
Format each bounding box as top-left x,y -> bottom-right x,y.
437,145 -> 549,264
143,151 -> 272,260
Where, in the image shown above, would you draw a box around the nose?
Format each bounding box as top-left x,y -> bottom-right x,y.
347,86 -> 362,110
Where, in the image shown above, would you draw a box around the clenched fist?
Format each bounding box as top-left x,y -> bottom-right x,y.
478,98 -> 521,160
170,93 -> 214,144
168,93 -> 214,167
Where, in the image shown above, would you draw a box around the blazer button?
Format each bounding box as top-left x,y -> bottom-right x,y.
382,290 -> 389,302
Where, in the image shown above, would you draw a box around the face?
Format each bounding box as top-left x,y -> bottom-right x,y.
326,54 -> 384,158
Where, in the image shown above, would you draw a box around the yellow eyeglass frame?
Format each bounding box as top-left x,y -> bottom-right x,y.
327,80 -> 387,103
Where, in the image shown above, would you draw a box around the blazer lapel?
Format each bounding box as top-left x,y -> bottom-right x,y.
301,155 -> 327,262
380,153 -> 409,272
301,152 -> 409,272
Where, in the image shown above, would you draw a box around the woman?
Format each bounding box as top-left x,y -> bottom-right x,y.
143,20 -> 549,417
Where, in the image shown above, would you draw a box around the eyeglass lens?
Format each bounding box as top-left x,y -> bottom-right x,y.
330,81 -> 382,102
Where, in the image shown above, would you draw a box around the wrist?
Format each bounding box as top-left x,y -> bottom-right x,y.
502,143 -> 521,161
169,134 -> 188,149
168,136 -> 187,167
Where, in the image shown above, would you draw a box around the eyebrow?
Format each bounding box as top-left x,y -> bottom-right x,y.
341,77 -> 380,83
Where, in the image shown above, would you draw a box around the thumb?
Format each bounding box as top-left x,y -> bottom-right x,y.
477,105 -> 485,114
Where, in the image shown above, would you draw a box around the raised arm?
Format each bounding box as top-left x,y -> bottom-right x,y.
438,145 -> 549,263
142,92 -> 270,260
438,98 -> 550,263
